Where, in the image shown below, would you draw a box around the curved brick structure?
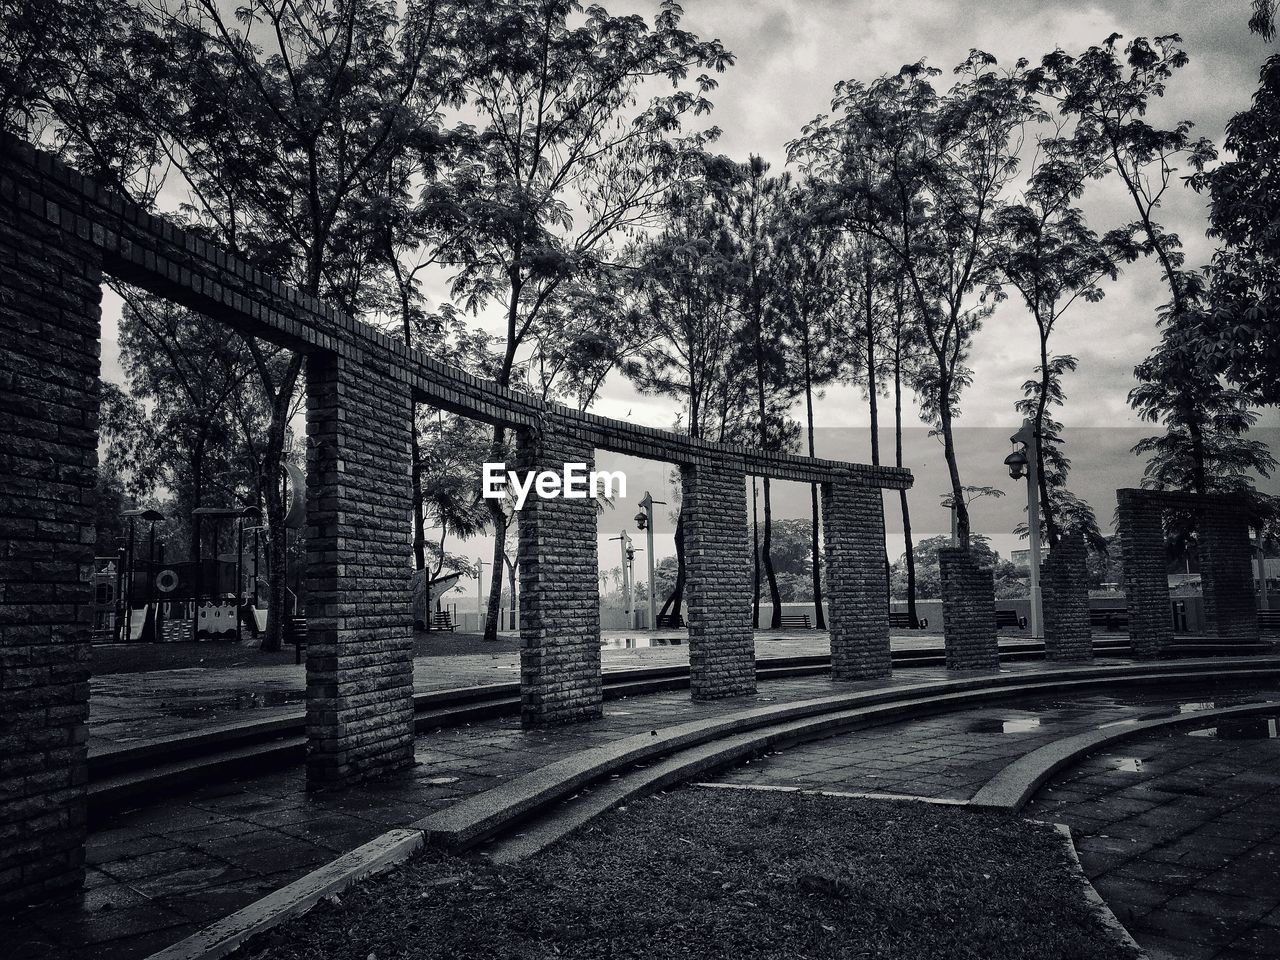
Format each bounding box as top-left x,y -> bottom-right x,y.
1116,489 -> 1260,658
939,547 -> 999,671
1041,533 -> 1092,662
0,134 -> 913,904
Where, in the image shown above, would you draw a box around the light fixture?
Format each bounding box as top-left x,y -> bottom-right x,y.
1004,449 -> 1028,480
634,510 -> 648,531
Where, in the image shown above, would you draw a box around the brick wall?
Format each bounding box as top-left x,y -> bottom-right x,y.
0,155 -> 100,903
1116,490 -> 1174,659
517,416 -> 603,724
1200,504 -> 1259,643
821,482 -> 891,680
304,353 -> 416,785
682,459 -> 756,699
1041,533 -> 1092,661
939,547 -> 999,670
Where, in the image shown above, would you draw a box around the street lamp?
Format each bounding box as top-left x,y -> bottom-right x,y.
636,491 -> 665,630
1007,419 -> 1043,639
608,531 -> 634,629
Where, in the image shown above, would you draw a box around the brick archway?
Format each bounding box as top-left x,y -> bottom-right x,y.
1116,488 -> 1261,658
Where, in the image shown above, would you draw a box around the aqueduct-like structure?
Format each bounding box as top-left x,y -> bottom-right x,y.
0,135 -> 1264,908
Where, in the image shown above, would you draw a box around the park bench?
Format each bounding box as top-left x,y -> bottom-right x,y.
779,614 -> 812,629
889,612 -> 929,629
995,610 -> 1027,630
1089,607 -> 1130,632
655,613 -> 686,629
1260,609 -> 1280,634
432,610 -> 456,632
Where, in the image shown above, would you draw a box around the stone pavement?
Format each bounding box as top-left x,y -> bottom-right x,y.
14,660 -> 1269,960
14,668 -> 938,960
1026,720 -> 1280,960
706,687 -> 1280,802
87,630 -> 946,750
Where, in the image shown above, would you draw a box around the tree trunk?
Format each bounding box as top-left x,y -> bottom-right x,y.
658,510 -> 685,620
1033,326 -> 1060,546
506,556 -> 517,630
864,253 -> 880,467
937,374 -> 969,548
801,328 -> 825,629
259,354 -> 303,652
762,477 -> 782,630
893,335 -> 919,628
751,477 -> 761,628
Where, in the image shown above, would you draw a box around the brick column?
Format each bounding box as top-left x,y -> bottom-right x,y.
304,352 -> 415,786
1116,490 -> 1172,659
939,547 -> 999,670
821,481 -> 891,679
682,458 -> 755,699
517,416 -> 602,725
0,152 -> 100,903
1200,504 -> 1259,643
1041,533 -> 1092,661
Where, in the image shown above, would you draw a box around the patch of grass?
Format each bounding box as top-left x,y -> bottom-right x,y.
240,789 -> 1137,960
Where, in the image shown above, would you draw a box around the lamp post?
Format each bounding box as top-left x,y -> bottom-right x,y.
609,531 -> 634,630
635,492 -> 665,630
121,508 -> 165,641
1004,419 -> 1043,639
476,559 -> 486,632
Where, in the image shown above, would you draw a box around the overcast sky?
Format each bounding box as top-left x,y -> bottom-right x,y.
99,0 -> 1279,585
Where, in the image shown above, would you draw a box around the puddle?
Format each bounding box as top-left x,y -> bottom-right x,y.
1108,757 -> 1144,772
1187,717 -> 1280,740
965,716 -> 1043,734
420,776 -> 461,785
600,637 -> 684,649
158,688 -> 305,717
1179,701 -> 1215,714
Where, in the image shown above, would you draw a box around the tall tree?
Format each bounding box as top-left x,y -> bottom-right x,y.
1194,54 -> 1280,404
776,187 -> 844,629
991,131 -> 1131,544
792,54 -> 1038,547
438,0 -> 731,639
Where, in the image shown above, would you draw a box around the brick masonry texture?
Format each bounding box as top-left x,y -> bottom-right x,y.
1116,489 -> 1259,652
682,459 -> 756,699
0,151 -> 100,903
939,547 -> 999,671
1041,533 -> 1092,662
0,133 -> 914,905
1200,504 -> 1260,643
822,481 -> 891,680
304,353 -> 416,785
517,416 -> 603,724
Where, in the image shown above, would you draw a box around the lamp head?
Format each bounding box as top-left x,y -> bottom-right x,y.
1004,449 -> 1029,480
634,510 -> 648,531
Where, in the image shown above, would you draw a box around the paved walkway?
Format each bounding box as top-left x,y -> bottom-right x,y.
13,659 -> 1272,960
87,630 -> 948,750
1026,721 -> 1280,960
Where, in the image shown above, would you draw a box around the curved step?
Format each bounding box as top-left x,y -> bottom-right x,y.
417,658 -> 1280,855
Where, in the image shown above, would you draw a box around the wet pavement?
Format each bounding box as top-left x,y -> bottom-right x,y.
14,658 -> 1277,960
1027,721 -> 1280,960
86,629 -> 946,750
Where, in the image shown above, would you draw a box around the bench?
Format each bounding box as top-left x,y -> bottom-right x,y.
889,612 -> 928,629
995,609 -> 1027,630
655,613 -> 686,629
779,614 -> 811,629
1089,608 -> 1129,632
432,610 -> 456,632
1261,609 -> 1280,634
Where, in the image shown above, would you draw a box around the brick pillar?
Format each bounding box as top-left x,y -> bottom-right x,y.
304,352 -> 415,786
821,481 -> 891,679
1041,532 -> 1092,661
682,458 -> 755,699
0,149 -> 100,903
1116,490 -> 1172,659
517,416 -> 602,725
939,547 -> 999,670
1200,504 -> 1259,643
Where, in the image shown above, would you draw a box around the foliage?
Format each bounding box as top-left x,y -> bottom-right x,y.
893,533 -> 1024,600
1194,55 -> 1280,403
